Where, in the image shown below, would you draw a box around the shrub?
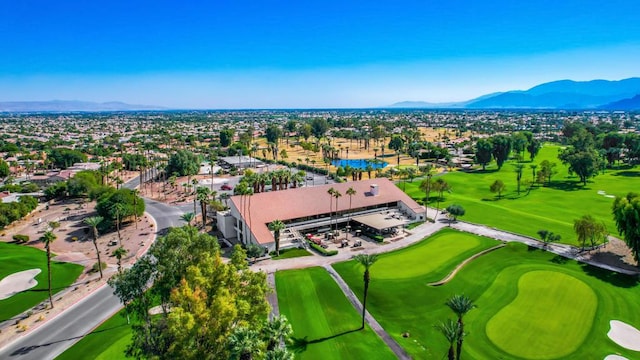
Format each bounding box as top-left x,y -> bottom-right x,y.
12,234 -> 29,243
308,241 -> 338,256
91,261 -> 107,273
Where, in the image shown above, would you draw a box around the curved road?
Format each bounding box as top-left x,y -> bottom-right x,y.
0,184 -> 183,360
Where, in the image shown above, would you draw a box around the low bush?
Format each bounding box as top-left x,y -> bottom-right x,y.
308,241 -> 338,256
91,261 -> 107,273
13,234 -> 29,243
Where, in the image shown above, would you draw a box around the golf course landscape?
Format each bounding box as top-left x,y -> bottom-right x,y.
275,266 -> 396,360
333,229 -> 640,359
0,242 -> 83,322
401,144 -> 636,246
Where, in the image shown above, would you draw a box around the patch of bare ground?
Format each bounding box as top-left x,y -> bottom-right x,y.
582,237 -> 638,272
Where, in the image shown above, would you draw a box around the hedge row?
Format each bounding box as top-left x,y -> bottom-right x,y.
308,241 -> 338,256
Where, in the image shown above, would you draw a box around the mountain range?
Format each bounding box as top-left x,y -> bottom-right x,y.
0,100 -> 165,112
390,77 -> 640,110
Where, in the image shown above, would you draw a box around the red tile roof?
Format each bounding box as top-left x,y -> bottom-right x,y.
230,178 -> 424,245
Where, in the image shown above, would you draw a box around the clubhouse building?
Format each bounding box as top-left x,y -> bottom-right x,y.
218,178 -> 426,251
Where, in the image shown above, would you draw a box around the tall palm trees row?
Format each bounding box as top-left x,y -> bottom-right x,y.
239,168 -> 306,195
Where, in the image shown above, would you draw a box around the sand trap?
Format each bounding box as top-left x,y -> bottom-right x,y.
0,269 -> 42,300
604,355 -> 628,360
608,320 -> 640,351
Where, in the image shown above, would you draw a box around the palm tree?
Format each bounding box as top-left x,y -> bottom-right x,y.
113,246 -> 128,274
436,319 -> 461,360
346,187 -> 356,241
180,212 -> 195,226
41,230 -> 56,308
354,253 -> 378,329
131,189 -> 140,229
196,186 -> 210,227
268,220 -> 286,256
433,178 -> 450,215
265,348 -> 293,360
332,189 -> 342,232
327,187 -> 336,229
112,202 -> 125,245
446,294 -> 475,360
84,216 -> 105,279
228,327 -> 263,360
262,315 -> 293,351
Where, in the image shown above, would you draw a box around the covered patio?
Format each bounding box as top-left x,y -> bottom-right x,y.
352,212 -> 407,235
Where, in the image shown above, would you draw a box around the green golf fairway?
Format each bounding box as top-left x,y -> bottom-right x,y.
276,267 -> 396,360
360,228 -> 498,281
0,242 -> 83,321
401,144 -> 639,246
334,230 -> 640,359
485,270 -> 597,359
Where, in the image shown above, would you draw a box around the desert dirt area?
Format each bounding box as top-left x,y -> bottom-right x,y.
138,173 -> 235,205
0,198 -> 156,346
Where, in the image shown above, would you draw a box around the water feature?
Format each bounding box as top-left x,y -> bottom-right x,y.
331,159 -> 387,170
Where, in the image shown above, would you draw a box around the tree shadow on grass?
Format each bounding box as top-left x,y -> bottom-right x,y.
550,255 -> 569,264
290,328 -> 361,353
579,262 -> 639,288
612,170 -> 640,177
546,181 -> 589,192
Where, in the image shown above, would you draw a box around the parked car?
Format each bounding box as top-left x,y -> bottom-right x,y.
221,184 -> 233,191
306,175 -> 314,180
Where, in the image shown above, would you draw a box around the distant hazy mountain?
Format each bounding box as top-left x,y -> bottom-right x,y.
389,101 -> 463,108
0,100 -> 165,112
599,94 -> 640,111
388,78 -> 640,110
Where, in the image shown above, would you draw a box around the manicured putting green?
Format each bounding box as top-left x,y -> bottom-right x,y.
486,270 -> 597,359
0,242 -> 83,321
276,267 -> 395,360
373,228 -> 498,280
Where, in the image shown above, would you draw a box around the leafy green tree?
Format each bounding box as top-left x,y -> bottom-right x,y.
95,188 -> 145,234
354,253 -> 378,329
612,193 -> 640,262
268,219 -> 285,256
433,178 -> 450,212
559,148 -> 602,185
490,179 -> 506,199
574,214 -> 608,251
0,159 -> 9,179
219,127 -> 235,147
265,124 -> 283,144
537,229 -> 561,248
446,204 -> 465,225
388,135 -> 404,152
41,230 -> 57,308
537,160 -> 557,186
474,139 -> 493,171
110,226 -> 270,359
84,216 -> 105,279
300,123 -> 312,141
265,347 -> 294,360
435,319 -> 461,360
311,118 -> 329,140
446,294 -> 475,360
491,135 -> 512,169
511,132 -> 528,159
527,138 -> 541,160
49,148 -> 87,169
166,150 -> 200,177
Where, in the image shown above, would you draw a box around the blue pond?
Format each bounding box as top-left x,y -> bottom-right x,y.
331,159 -> 387,170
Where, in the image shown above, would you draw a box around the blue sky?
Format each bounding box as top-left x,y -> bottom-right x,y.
1,0 -> 639,108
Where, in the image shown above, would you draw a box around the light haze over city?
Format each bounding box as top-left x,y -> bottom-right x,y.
1,0 -> 639,108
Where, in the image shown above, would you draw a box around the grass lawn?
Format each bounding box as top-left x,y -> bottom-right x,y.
270,247 -> 312,260
276,267 -> 396,360
372,228 -> 499,280
56,308 -> 132,360
334,230 -> 640,359
401,144 -> 638,246
0,242 -> 83,321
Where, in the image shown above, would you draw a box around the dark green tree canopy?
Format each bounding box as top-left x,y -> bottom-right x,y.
311,118 -> 329,139
490,135 -> 512,169
613,193 -> 640,262
49,148 -> 88,169
166,150 -> 200,177
219,128 -> 235,147
388,135 -> 405,152
475,139 -> 493,170
96,188 -> 145,226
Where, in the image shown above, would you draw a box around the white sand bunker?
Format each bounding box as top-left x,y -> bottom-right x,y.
608,320 -> 640,351
0,269 -> 42,300
604,355 -> 628,360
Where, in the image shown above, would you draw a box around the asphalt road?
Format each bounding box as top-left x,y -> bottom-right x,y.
0,182 -> 183,360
